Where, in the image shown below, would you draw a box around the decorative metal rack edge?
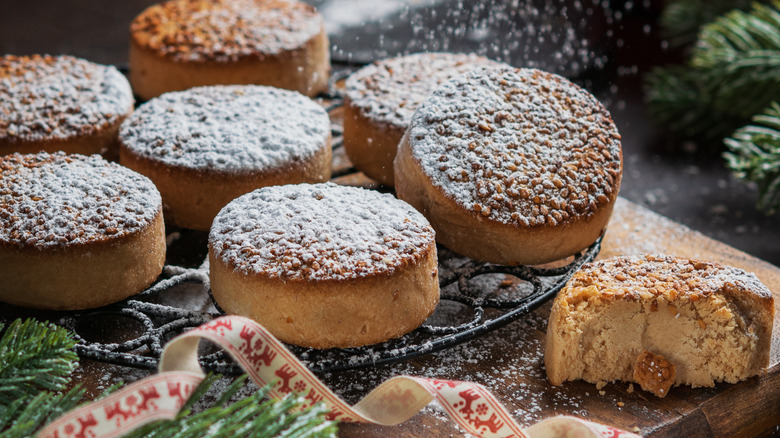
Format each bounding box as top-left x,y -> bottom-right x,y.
58,238 -> 601,374
55,63 -> 602,374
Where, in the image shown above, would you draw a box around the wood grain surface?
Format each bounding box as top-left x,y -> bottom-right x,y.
329,197 -> 780,438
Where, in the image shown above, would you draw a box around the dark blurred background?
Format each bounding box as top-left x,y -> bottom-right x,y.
1,0 -> 777,265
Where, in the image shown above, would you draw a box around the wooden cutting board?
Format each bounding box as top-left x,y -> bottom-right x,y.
329,197 -> 780,438
24,197 -> 779,437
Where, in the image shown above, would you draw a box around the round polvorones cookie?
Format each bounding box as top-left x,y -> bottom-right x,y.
0,152 -> 166,310
0,54 -> 134,158
395,66 -> 623,265
129,0 -> 330,100
208,183 -> 440,348
343,52 -> 505,186
545,255 -> 774,395
119,85 -> 332,231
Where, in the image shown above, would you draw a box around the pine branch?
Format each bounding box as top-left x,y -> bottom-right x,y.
124,376 -> 338,438
0,319 -> 337,437
724,102 -> 780,213
692,2 -> 780,118
0,319 -> 78,408
0,386 -> 87,438
644,65 -> 748,142
660,0 -> 757,48
646,1 -> 780,145
693,1 -> 780,66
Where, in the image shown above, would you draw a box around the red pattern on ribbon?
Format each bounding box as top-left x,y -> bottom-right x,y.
601,426 -> 637,437
201,318 -> 232,334
238,325 -> 278,369
412,377 -> 526,437
37,316 -> 642,438
166,381 -> 193,407
274,364 -> 299,394
105,385 -> 161,425
456,388 -> 505,434
65,413 -> 97,438
39,372 -> 201,438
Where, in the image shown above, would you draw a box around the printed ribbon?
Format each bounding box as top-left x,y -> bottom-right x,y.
39,315 -> 641,438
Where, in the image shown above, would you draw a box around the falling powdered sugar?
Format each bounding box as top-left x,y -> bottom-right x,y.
209,182 -> 435,281
0,152 -> 161,249
119,85 -> 330,173
408,66 -> 622,228
0,55 -> 133,142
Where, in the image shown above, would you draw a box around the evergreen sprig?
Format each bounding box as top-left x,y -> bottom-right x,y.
0,318 -> 337,437
724,102 -> 780,213
0,386 -> 87,438
692,2 -> 780,116
0,319 -> 78,408
124,375 -> 338,438
645,0 -> 780,145
644,65 -> 748,142
660,0 -> 757,48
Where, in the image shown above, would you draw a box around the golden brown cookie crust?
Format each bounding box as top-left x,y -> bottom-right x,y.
0,54 -> 133,158
395,66 -> 622,265
0,152 -> 165,310
129,0 -> 330,99
545,255 -> 774,391
342,53 -> 505,185
208,183 -> 440,348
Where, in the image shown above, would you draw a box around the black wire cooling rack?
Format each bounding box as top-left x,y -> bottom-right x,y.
51,64 -> 603,374
57,239 -> 601,374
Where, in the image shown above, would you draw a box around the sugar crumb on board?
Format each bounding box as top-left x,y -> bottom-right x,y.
320,314 -> 588,427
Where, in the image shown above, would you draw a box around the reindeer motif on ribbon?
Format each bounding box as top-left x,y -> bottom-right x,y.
37,316 -> 641,438
104,386 -> 161,425
238,325 -> 277,370
456,388 -> 505,434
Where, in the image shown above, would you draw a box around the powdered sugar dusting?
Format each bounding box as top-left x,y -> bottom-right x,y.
119,85 -> 330,172
0,55 -> 133,142
210,183 -> 435,280
0,152 -> 161,249
409,66 -> 622,227
345,52 -> 505,128
131,0 -> 323,62
567,255 -> 773,302
320,310 -> 588,427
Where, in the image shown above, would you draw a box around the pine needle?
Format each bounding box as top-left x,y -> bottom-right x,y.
646,1 -> 780,145
124,378 -> 338,438
693,1 -> 780,116
0,319 -> 78,408
0,318 -> 337,437
724,102 -> 780,213
0,386 -> 87,438
644,65 -> 742,142
660,0 -> 758,48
